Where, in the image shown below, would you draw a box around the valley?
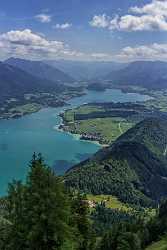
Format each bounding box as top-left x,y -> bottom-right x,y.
59,89 -> 167,145
3,0 -> 167,248
0,88 -> 151,195
1,57 -> 167,249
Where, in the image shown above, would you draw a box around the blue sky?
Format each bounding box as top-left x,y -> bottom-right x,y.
0,0 -> 167,61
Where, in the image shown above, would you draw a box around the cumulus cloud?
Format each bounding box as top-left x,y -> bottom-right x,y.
89,14 -> 110,28
0,29 -> 82,60
53,23 -> 72,29
3,29 -> 167,62
117,43 -> 167,61
130,0 -> 167,16
35,14 -> 52,23
90,0 -> 167,31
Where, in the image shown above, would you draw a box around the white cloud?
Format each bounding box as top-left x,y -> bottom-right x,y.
3,29 -> 167,62
118,14 -> 167,31
35,14 -> 52,23
0,29 -> 116,61
90,0 -> 167,31
91,53 -> 111,59
89,14 -> 110,28
130,0 -> 167,16
117,43 -> 167,61
53,23 -> 72,29
0,29 -> 82,60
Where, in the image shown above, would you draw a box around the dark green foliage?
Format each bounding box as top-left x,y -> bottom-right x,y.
65,118 -> 167,206
6,180 -> 28,249
75,110 -> 137,120
1,153 -> 167,249
100,223 -> 142,250
99,199 -> 167,250
91,203 -> 137,235
0,154 -> 97,250
25,154 -> 73,250
0,216 -> 11,249
71,193 -> 96,250
2,154 -> 78,250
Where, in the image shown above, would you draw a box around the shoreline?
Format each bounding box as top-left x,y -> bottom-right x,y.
54,125 -> 108,148
0,87 -> 153,121
0,92 -> 85,121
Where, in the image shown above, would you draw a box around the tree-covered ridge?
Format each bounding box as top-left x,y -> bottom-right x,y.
0,154 -> 95,250
65,117 -> 167,206
5,57 -> 75,83
105,61 -> 167,90
1,155 -> 167,249
116,117 -> 167,158
99,199 -> 167,250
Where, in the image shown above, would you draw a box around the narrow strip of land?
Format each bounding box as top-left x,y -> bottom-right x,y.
163,145 -> 167,156
119,122 -> 123,134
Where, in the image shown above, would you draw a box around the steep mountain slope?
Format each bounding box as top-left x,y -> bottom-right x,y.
45,59 -> 127,80
0,62 -> 66,102
146,236 -> 167,250
105,61 -> 167,89
65,117 -> 167,206
5,57 -> 74,83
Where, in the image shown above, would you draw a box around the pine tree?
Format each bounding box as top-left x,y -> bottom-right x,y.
71,193 -> 96,250
6,180 -> 27,249
25,153 -> 74,250
6,154 -> 77,250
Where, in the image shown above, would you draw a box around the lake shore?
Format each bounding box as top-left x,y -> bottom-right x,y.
54,124 -> 109,148
0,91 -> 85,121
0,88 -> 154,195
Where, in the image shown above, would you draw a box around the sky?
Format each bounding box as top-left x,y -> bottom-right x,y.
0,0 -> 167,61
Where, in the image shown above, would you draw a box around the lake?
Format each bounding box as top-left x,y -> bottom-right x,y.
0,89 -> 151,195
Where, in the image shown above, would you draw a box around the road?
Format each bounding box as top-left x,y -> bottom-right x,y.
119,122 -> 123,134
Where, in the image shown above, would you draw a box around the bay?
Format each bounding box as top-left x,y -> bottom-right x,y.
0,89 -> 151,195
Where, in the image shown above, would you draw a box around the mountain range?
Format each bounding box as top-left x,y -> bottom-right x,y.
5,58 -> 74,83
45,59 -> 126,81
2,58 -> 167,105
0,62 -> 68,103
105,61 -> 167,90
65,117 -> 167,207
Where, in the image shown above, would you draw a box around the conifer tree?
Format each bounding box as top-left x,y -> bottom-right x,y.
6,154 -> 76,250
25,153 -> 73,250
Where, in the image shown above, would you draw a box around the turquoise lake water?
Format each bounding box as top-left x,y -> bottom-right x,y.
0,89 -> 151,195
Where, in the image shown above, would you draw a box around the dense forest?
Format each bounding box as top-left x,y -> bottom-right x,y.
0,154 -> 167,249
65,118 -> 167,207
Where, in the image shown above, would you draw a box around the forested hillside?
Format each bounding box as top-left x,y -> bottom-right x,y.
65,117 -> 167,206
1,154 -> 167,250
6,57 -> 74,83
0,62 -> 67,103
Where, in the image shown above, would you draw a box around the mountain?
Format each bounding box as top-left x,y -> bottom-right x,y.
45,59 -> 127,81
0,62 -> 66,103
65,117 -> 167,207
105,61 -> 167,89
5,57 -> 74,83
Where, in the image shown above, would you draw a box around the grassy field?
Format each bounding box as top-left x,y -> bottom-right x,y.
146,237 -> 167,250
65,116 -> 133,144
63,104 -> 136,144
87,194 -> 131,211
9,103 -> 41,114
145,90 -> 167,112
63,105 -> 104,123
